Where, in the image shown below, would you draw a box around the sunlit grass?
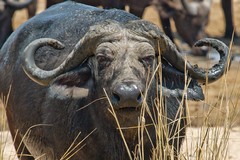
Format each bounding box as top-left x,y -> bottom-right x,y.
0,99 -> 5,160
1,91 -> 14,160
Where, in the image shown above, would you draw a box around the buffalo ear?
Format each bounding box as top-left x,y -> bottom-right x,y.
184,79 -> 204,101
49,64 -> 93,99
161,78 -> 204,101
161,60 -> 204,101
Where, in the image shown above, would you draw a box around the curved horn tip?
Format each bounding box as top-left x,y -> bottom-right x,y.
47,40 -> 65,50
22,38 -> 65,86
22,67 -> 50,86
193,38 -> 226,48
27,38 -> 65,50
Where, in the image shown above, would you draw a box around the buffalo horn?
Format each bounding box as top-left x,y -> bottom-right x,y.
22,21 -> 121,86
127,20 -> 231,84
191,38 -> 230,84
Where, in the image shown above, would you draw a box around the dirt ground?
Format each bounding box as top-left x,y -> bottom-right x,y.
1,0 -> 240,159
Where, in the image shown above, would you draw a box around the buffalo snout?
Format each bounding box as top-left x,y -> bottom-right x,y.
111,81 -> 143,109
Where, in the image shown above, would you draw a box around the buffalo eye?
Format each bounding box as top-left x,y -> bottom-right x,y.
96,55 -> 113,70
140,55 -> 155,67
96,44 -> 114,70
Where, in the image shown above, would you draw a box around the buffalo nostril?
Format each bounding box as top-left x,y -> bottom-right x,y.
112,92 -> 120,103
137,93 -> 142,103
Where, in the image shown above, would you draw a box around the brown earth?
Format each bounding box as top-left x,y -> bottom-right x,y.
1,0 -> 240,159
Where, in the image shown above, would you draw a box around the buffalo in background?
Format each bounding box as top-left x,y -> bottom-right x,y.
45,0 -> 212,56
0,0 -> 36,48
46,0 -> 238,55
0,2 -> 231,159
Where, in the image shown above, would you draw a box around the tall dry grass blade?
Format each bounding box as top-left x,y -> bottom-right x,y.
16,124 -> 52,159
104,88 -> 133,160
76,97 -> 106,112
0,86 -> 13,160
60,128 -> 96,160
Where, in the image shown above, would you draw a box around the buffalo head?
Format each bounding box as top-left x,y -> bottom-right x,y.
158,0 -> 211,56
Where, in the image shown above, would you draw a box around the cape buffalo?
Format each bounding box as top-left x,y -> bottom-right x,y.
0,0 -> 36,49
0,1 -> 230,160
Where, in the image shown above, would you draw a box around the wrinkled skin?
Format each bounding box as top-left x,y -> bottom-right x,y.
0,0 -> 36,49
0,2 -> 230,160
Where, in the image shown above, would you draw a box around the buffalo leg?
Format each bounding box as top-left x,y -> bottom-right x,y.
160,16 -> 181,51
46,0 -> 64,8
129,6 -> 145,18
160,16 -> 174,42
27,0 -> 37,18
221,0 -> 238,38
103,0 -> 125,9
